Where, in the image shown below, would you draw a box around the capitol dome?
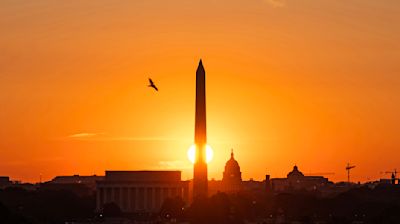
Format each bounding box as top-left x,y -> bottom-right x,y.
223,150 -> 242,182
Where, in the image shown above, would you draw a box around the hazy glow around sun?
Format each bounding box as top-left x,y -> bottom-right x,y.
187,144 -> 213,164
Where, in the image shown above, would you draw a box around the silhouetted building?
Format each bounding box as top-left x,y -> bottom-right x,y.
96,171 -> 189,214
40,182 -> 93,196
40,175 -> 104,196
271,166 -> 332,192
242,178 -> 265,194
271,165 -> 332,192
221,150 -> 242,193
209,150 -> 266,195
378,173 -> 399,185
265,175 -> 271,192
50,175 -> 104,190
193,60 -> 208,199
391,173 -> 396,185
0,176 -> 11,189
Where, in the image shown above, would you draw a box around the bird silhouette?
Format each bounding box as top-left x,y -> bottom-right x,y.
148,78 -> 158,91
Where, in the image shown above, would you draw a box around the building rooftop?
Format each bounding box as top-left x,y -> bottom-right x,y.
104,170 -> 182,182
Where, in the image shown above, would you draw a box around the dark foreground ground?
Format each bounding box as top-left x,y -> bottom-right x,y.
1,184 -> 400,224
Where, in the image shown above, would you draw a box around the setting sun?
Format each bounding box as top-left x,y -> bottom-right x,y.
187,145 -> 213,164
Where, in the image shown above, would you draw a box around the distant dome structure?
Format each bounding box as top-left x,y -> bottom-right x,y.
271,165 -> 332,192
222,149 -> 242,192
287,165 -> 304,178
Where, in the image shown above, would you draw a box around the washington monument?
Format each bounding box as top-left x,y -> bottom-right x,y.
193,59 -> 208,199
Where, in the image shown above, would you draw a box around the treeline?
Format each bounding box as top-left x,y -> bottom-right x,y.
163,184 -> 400,224
0,187 -> 95,224
1,184 -> 400,224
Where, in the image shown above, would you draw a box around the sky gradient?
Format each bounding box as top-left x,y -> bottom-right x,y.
1,0 -> 400,183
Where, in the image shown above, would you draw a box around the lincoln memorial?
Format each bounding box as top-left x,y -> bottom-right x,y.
96,171 -> 189,213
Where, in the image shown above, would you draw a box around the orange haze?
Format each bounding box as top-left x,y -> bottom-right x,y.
1,0 -> 400,183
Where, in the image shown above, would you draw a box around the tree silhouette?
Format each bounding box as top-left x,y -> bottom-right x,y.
102,202 -> 122,218
159,197 -> 185,220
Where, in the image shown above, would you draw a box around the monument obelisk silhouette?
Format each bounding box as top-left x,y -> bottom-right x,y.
193,59 -> 208,199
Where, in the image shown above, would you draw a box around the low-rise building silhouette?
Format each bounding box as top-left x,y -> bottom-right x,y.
40,174 -> 104,196
271,165 -> 333,192
96,171 -> 189,214
0,176 -> 11,189
50,174 -> 104,190
209,152 -> 339,197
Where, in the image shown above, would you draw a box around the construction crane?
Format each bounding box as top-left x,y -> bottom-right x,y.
385,169 -> 397,177
346,163 -> 356,183
385,169 -> 398,184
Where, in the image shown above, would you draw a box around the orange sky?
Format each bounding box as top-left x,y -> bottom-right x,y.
1,0 -> 400,183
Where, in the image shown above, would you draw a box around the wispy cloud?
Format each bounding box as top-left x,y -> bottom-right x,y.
104,137 -> 185,142
264,0 -> 286,7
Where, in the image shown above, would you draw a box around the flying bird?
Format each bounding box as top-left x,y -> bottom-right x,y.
148,78 -> 158,91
